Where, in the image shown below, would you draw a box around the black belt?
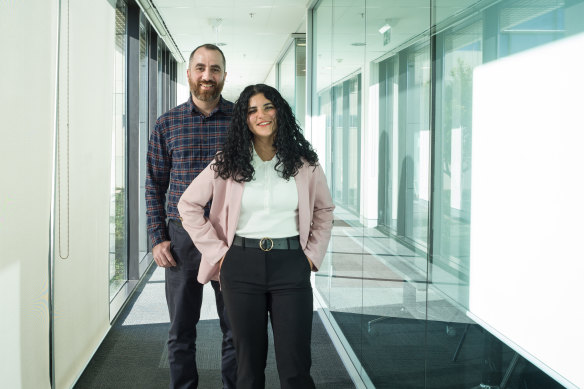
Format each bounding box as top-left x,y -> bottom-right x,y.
232,235 -> 300,252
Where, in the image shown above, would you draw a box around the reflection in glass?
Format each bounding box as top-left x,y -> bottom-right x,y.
331,76 -> 361,215
378,45 -> 431,254
311,0 -> 581,387
371,38 -> 432,389
432,19 -> 482,308
404,45 -> 430,250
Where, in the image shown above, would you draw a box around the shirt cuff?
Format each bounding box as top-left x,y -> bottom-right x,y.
150,228 -> 169,247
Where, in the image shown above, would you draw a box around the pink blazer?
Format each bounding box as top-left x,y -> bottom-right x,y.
177,160 -> 335,284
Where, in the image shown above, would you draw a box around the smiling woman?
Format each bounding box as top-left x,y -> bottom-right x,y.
178,83 -> 335,388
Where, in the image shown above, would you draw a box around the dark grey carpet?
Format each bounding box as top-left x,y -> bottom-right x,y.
74,264 -> 355,389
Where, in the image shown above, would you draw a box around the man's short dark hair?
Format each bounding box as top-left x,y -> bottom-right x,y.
189,44 -> 226,71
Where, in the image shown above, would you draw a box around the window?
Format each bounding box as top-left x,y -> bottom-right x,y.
109,0 -> 128,298
138,11 -> 149,263
157,42 -> 163,117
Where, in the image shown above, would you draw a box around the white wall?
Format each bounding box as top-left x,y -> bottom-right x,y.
52,0 -> 116,387
0,1 -> 58,388
1,1 -> 120,388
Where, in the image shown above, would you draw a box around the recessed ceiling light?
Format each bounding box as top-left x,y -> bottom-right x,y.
216,42 -> 227,46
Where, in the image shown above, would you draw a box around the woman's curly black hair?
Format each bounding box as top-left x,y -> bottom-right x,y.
213,84 -> 318,182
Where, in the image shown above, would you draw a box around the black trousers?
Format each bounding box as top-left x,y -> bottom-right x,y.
166,220 -> 237,389
220,243 -> 316,389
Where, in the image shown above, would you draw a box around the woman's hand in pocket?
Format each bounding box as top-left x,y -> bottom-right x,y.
306,256 -> 314,271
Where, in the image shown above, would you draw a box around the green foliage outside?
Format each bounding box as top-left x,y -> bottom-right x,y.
110,187 -> 126,288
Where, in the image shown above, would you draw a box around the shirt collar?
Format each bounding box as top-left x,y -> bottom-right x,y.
187,94 -> 229,117
252,146 -> 278,167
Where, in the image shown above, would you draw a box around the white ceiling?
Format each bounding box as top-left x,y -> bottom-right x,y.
153,0 -> 310,101
153,0 -> 477,100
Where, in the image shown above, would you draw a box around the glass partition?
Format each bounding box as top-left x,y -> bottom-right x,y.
295,40 -> 307,130
279,42 -> 296,112
277,36 -> 307,129
310,0 -> 583,387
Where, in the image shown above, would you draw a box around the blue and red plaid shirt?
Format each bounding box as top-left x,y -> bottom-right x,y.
146,95 -> 233,247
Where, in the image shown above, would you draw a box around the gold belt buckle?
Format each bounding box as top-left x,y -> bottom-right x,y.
259,237 -> 274,252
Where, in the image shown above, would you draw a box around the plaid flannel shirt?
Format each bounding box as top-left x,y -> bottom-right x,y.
146,95 -> 233,247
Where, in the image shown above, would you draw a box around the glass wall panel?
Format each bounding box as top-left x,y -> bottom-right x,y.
311,0 -> 367,376
367,30 -> 432,389
432,18 -> 482,308
330,0 -> 363,217
279,42 -> 296,112
157,42 -> 162,117
428,15 -> 486,389
277,37 -> 307,130
312,0 -> 333,313
369,45 -> 432,388
312,0 -> 583,387
328,0 -> 366,376
172,60 -> 177,107
377,57 -> 398,232
165,50 -> 171,110
109,0 -> 128,298
403,44 -> 431,251
295,39 -> 306,130
138,11 -> 149,263
329,76 -> 361,214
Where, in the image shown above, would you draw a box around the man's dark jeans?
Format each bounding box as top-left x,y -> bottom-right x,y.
166,220 -> 236,389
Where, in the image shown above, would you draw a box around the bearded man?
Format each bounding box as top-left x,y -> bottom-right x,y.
146,44 -> 236,389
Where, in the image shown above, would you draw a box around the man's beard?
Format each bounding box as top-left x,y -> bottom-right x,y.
189,78 -> 224,102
